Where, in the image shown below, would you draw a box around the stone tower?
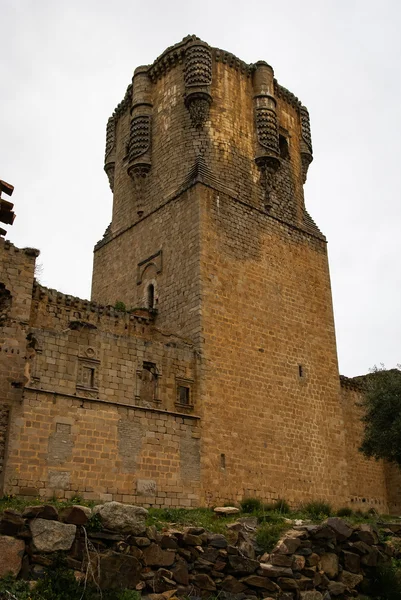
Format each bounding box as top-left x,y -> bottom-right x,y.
91,35 -> 348,506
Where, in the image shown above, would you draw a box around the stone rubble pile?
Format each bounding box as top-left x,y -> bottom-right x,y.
0,501 -> 398,599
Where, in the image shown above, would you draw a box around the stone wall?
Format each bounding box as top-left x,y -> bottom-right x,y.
198,187 -> 349,508
1,277 -> 201,504
0,238 -> 38,487
0,502 -> 398,599
340,377 -> 389,513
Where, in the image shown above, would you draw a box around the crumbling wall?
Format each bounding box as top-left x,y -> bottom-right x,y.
0,238 -> 38,489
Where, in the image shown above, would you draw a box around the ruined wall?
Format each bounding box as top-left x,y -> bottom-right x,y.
1,284 -> 201,504
197,187 -> 348,507
0,239 -> 38,485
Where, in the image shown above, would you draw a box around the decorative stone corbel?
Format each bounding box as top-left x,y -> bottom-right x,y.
300,106 -> 313,184
104,116 -> 116,192
253,62 -> 280,209
127,67 -> 153,215
184,41 -> 213,129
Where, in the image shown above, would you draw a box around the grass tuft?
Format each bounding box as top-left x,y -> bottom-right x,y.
302,500 -> 332,519
240,497 -> 262,513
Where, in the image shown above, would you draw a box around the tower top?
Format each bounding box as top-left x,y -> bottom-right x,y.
99,35 -> 319,248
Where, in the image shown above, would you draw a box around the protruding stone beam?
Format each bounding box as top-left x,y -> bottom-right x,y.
127,67 -> 153,216
253,61 -> 280,209
300,106 -> 313,183
184,40 -> 213,129
0,180 -> 15,236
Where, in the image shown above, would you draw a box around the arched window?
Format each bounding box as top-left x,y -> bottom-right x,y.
147,284 -> 155,309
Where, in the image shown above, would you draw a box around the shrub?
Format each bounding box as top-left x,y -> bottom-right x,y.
273,498 -> 291,514
336,507 -> 353,517
114,301 -> 126,311
256,522 -> 288,553
303,500 -> 332,519
240,497 -> 262,513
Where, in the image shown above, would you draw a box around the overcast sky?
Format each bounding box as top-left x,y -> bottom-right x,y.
1,0 -> 400,377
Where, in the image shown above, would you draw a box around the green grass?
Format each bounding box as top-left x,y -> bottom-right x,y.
0,570 -> 141,600
256,522 -> 289,553
302,500 -> 333,520
146,507 -> 241,534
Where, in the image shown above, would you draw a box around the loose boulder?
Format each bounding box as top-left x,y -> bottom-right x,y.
30,519 -> 76,552
0,535 -> 25,576
93,501 -> 147,535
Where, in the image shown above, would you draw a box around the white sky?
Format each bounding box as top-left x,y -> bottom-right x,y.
1,0 -> 400,377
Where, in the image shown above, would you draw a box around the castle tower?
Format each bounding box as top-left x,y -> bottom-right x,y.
92,36 -> 349,506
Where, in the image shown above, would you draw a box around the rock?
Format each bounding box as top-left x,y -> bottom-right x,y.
342,550 -> 360,573
300,592 -> 323,600
133,536 -> 151,547
93,502 -> 147,535
272,537 -> 301,554
320,553 -> 339,578
292,554 -> 306,571
129,546 -> 143,560
311,524 -> 336,540
208,533 -> 228,548
242,575 -> 280,592
147,525 -> 162,542
327,581 -> 346,596
0,535 -> 25,577
30,519 -> 76,552
306,552 -> 320,567
59,505 -> 91,525
339,570 -> 363,590
271,553 -> 293,567
297,576 -> 314,591
0,510 -> 29,537
214,506 -> 240,515
185,526 -> 205,535
258,563 -> 293,578
202,548 -> 220,562
94,551 -> 141,589
172,562 -> 189,585
228,555 -> 259,574
356,523 -> 379,545
277,577 -> 299,591
325,517 -> 353,541
349,540 -> 371,555
182,533 -> 202,546
192,573 -> 216,591
143,543 -> 176,567
221,575 -> 247,594
361,546 -> 379,567
237,534 -> 255,559
161,535 -> 178,549
151,569 -> 176,593
22,505 -> 59,520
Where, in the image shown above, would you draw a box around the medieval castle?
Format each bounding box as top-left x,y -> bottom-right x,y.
1,36 -> 400,512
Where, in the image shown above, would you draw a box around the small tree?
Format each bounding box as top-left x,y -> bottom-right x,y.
359,366 -> 401,467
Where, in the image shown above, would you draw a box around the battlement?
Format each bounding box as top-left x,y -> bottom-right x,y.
31,281 -> 156,335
